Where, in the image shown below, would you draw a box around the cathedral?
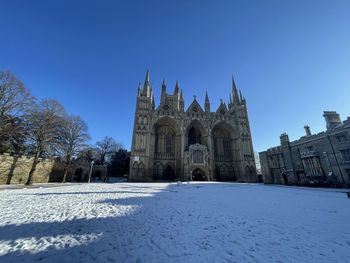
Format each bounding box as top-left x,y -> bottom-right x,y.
129,71 -> 257,182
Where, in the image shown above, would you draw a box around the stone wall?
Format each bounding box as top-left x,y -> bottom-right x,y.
0,153 -> 107,184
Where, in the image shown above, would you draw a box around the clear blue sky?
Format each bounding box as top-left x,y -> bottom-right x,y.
1,0 -> 349,152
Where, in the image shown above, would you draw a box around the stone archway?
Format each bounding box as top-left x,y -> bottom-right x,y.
211,121 -> 237,181
192,168 -> 206,181
163,164 -> 175,180
185,120 -> 208,149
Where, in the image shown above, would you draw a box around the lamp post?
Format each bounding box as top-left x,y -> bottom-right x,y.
88,160 -> 94,183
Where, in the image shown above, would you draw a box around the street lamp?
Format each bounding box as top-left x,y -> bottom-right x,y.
88,160 -> 94,183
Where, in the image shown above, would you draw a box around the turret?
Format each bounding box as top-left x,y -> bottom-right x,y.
228,94 -> 233,110
304,125 -> 311,136
137,82 -> 142,97
151,88 -> 155,110
161,79 -> 166,103
232,75 -> 240,105
143,69 -> 151,97
323,111 -> 342,130
280,133 -> 290,147
174,80 -> 180,110
179,89 -> 184,111
174,80 -> 180,96
204,91 -> 210,112
239,90 -> 245,104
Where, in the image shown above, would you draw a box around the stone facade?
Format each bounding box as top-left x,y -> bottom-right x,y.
0,153 -> 107,184
129,71 -> 257,182
259,111 -> 350,187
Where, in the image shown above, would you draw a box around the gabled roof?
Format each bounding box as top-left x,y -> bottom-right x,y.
216,101 -> 228,114
186,97 -> 204,113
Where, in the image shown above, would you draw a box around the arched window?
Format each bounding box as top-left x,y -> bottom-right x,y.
188,127 -> 201,146
165,135 -> 172,153
137,162 -> 145,178
153,162 -> 163,180
132,162 -> 139,177
155,125 -> 175,159
213,128 -> 232,161
133,162 -> 145,178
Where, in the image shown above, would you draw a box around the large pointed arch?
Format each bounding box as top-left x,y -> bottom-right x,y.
151,116 -> 181,180
211,121 -> 237,181
185,119 -> 208,148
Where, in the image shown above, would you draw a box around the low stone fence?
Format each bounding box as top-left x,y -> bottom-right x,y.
0,153 -> 107,185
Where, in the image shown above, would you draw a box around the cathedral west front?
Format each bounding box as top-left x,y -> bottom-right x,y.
129,71 -> 257,182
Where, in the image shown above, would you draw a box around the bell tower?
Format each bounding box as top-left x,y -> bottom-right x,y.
130,70 -> 154,181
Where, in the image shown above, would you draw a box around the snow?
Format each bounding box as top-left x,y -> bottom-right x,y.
0,182 -> 349,262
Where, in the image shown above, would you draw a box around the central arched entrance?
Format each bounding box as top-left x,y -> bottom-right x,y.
192,168 -> 206,181
185,120 -> 207,150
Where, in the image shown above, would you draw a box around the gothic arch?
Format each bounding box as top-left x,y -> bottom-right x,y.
151,117 -> 181,180
152,116 -> 181,135
185,119 -> 208,148
154,125 -> 176,159
132,161 -> 145,179
153,162 -> 163,180
163,162 -> 175,180
212,122 -> 236,181
212,122 -> 235,162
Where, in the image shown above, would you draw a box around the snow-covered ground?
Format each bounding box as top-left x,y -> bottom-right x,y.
0,182 -> 349,263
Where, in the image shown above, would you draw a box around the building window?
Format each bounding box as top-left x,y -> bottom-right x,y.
336,135 -> 348,144
340,149 -> 350,162
165,135 -> 172,153
302,157 -> 323,176
307,146 -> 313,152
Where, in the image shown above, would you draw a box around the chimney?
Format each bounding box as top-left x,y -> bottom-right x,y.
304,125 -> 311,136
323,111 -> 342,130
280,133 -> 290,147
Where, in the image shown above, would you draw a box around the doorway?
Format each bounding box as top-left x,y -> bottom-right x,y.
192,168 -> 206,181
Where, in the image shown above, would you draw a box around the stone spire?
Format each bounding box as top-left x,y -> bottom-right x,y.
228,93 -> 233,109
174,80 -> 180,96
160,79 -> 167,104
137,82 -> 142,97
232,75 -> 239,105
152,92 -> 155,110
205,91 -> 210,112
239,89 -> 246,104
143,69 -> 151,97
179,89 -> 184,111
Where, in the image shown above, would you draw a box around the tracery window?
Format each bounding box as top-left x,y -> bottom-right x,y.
213,128 -> 232,161
153,162 -> 163,180
155,125 -> 175,159
188,127 -> 201,146
166,135 -> 172,153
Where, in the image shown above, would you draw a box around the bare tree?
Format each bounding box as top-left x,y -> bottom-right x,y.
25,99 -> 66,185
57,115 -> 90,183
0,71 -> 34,147
96,136 -> 122,165
77,146 -> 99,163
